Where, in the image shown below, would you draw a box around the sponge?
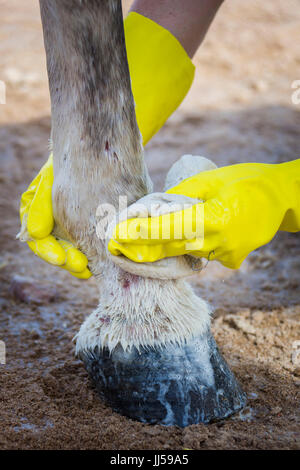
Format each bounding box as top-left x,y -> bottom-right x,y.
106,155 -> 217,279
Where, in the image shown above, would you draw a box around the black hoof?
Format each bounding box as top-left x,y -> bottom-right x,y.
80,332 -> 246,426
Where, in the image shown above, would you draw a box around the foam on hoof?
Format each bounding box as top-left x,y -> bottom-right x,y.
80,331 -> 246,426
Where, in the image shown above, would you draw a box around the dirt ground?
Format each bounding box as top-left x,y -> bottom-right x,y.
0,0 -> 299,450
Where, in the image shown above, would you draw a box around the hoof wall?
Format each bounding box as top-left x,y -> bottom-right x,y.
80,333 -> 246,426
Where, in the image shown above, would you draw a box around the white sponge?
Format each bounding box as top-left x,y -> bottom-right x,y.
106,155 -> 217,279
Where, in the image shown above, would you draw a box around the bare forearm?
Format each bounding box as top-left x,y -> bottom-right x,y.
129,0 -> 224,58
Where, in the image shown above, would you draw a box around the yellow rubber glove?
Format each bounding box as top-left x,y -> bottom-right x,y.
108,160 -> 300,269
125,12 -> 195,145
19,12 -> 195,277
19,155 -> 90,279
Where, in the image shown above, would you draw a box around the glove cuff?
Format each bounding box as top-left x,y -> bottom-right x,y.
124,12 -> 195,146
277,159 -> 300,232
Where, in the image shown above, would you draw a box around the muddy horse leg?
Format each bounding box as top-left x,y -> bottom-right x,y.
39,0 -> 246,426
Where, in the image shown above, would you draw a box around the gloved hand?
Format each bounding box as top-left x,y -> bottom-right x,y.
19,155 -> 91,278
108,160 -> 300,269
19,12 -> 195,277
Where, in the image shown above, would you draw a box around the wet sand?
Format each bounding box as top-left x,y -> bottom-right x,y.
0,0 -> 299,449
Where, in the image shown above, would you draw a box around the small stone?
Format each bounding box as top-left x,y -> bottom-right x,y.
248,392 -> 259,401
10,275 -> 58,305
271,406 -> 282,415
291,349 -> 300,367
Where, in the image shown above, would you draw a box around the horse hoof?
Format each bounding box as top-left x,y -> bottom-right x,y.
80,331 -> 246,426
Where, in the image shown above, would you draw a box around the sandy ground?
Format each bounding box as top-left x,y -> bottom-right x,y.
0,0 -> 299,450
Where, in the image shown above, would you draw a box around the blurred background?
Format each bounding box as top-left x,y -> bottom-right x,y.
0,0 -> 299,449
